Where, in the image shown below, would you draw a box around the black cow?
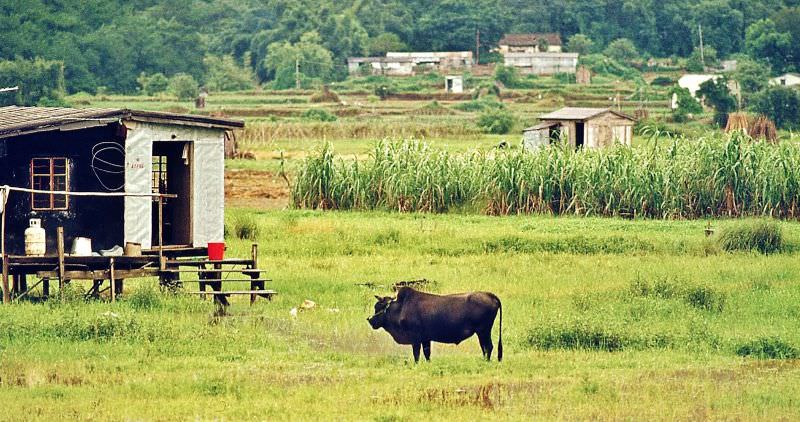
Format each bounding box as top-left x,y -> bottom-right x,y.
367,287 -> 503,362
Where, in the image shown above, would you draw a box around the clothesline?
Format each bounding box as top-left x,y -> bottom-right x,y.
0,185 -> 176,198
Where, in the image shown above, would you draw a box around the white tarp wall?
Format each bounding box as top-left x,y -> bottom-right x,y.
124,121 -> 225,249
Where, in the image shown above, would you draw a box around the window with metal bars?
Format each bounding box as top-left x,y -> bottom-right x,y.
152,155 -> 168,202
30,158 -> 69,210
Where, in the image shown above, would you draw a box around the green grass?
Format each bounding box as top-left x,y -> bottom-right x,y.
2,211 -> 800,420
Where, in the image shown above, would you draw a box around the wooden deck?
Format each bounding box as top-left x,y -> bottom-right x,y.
0,244 -> 273,305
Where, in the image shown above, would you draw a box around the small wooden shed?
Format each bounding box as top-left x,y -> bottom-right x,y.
0,106 -> 243,255
523,107 -> 635,150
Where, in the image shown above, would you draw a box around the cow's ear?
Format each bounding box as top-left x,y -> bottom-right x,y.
374,295 -> 382,301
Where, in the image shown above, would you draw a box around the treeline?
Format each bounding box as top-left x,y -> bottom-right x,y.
0,0 -> 799,94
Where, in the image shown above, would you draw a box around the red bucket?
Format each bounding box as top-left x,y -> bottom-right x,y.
207,242 -> 225,261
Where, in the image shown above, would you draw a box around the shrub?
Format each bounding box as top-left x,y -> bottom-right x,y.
302,108 -> 337,122
126,285 -> 162,310
749,86 -> 800,130
374,83 -> 394,100
684,286 -> 726,312
716,221 -> 783,254
137,72 -> 169,96
736,337 -> 798,359
169,73 -> 200,100
451,97 -> 504,112
233,215 -> 260,240
526,324 -> 627,352
650,76 -> 675,86
477,109 -> 514,134
493,65 -> 533,89
553,72 -> 576,84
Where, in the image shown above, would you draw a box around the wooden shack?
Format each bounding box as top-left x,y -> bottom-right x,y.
0,106 -> 244,254
523,108 -> 635,150
0,107 -> 272,304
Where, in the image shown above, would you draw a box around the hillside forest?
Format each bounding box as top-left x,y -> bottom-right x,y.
1,0 -> 800,95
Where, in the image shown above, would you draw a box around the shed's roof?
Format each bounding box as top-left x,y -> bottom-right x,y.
0,106 -> 244,139
499,33 -> 562,47
523,122 -> 559,132
539,107 -> 634,121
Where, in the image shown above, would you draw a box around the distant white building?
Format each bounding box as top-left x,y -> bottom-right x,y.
347,57 -> 415,76
444,75 -> 463,93
503,52 -> 579,75
770,73 -> 800,87
347,52 -> 473,76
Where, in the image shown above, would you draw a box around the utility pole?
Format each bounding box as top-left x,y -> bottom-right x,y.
295,58 -> 300,90
475,29 -> 480,65
698,24 -> 705,71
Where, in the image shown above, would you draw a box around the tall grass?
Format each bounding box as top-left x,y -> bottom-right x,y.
292,134 -> 800,218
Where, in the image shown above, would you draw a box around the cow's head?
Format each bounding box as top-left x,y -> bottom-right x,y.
367,295 -> 394,329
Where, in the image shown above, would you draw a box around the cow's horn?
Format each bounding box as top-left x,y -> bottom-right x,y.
374,295 -> 382,300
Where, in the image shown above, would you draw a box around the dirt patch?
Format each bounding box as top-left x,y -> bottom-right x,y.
225,169 -> 290,209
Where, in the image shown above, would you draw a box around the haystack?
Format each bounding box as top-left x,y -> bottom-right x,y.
310,85 -> 341,103
748,115 -> 778,143
725,112 -> 749,134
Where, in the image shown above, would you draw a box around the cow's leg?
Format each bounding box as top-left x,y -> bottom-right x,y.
477,329 -> 494,361
422,341 -> 431,361
412,343 -> 421,363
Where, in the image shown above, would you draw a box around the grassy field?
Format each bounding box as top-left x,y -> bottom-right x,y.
2,211 -> 800,420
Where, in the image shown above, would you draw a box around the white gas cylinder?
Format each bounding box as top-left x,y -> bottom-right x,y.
24,218 -> 46,256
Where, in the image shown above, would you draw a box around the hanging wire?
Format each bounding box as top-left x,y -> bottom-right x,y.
91,142 -> 126,192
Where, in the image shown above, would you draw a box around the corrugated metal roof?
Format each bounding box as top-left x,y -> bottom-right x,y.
538,107 -> 634,121
0,106 -> 244,139
499,33 -> 562,47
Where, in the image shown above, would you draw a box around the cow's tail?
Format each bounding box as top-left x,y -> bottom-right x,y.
497,298 -> 503,362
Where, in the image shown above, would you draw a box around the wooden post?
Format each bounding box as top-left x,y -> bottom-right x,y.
251,244 -> 258,269
158,196 -> 164,270
57,227 -> 65,293
1,187 -> 8,304
1,254 -> 8,304
109,257 -> 116,302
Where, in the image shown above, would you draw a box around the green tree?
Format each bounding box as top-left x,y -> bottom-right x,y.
566,34 -> 594,55
733,59 -> 771,105
750,86 -> 800,130
137,73 -> 169,96
604,39 -> 639,64
686,46 -> 718,72
367,33 -> 408,56
745,19 -> 793,73
693,0 -> 744,57
697,77 -> 737,126
413,0 -> 510,61
203,54 -> 256,92
264,32 -> 334,88
169,73 -> 200,100
0,58 -> 66,106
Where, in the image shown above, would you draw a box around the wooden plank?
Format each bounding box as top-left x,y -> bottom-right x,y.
185,290 -> 276,295
34,269 -> 159,280
179,279 -> 271,283
166,259 -> 254,267
57,227 -> 65,292
160,268 -> 264,274
109,257 -> 116,302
